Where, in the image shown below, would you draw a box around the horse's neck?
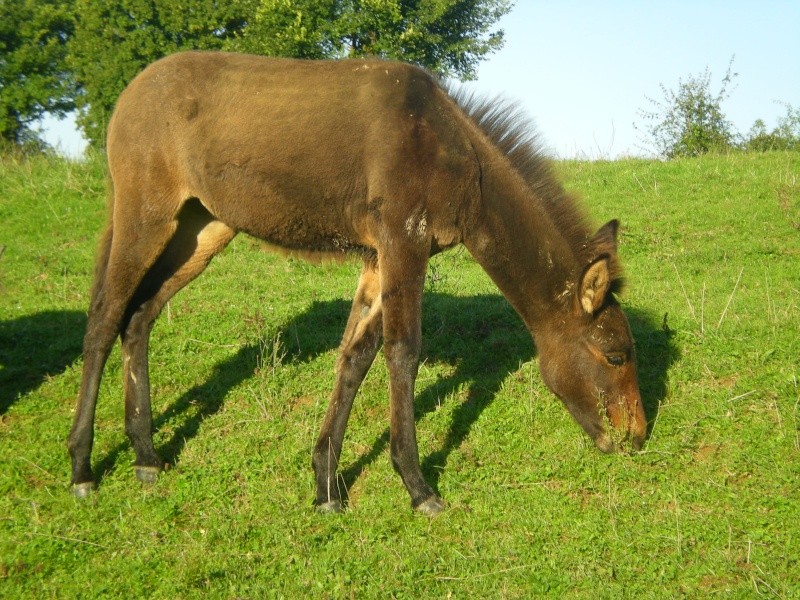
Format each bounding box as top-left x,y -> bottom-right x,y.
463,152 -> 578,330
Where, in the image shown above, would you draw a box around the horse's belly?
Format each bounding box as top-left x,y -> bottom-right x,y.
197,169 -> 374,255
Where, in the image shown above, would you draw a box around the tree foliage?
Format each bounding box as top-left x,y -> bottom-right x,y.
232,0 -> 511,81
0,0 -> 75,148
743,103 -> 800,152
68,0 -> 257,145
637,58 -> 800,159
6,0 -> 509,150
636,59 -> 738,159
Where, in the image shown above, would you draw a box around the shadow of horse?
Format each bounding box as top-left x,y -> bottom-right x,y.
341,293 -> 534,494
627,308 -> 680,432
0,310 -> 87,414
341,301 -> 680,496
93,299 -> 351,482
89,294 -> 678,492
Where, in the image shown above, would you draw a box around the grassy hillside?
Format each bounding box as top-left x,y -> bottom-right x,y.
1,150 -> 798,597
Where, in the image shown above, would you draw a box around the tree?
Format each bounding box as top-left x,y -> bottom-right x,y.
636,58 -> 738,159
0,0 -> 75,149
743,103 -> 800,152
233,0 -> 512,81
68,0 -> 509,146
68,0 -> 257,145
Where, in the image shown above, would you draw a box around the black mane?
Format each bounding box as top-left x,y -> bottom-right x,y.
447,85 -> 623,285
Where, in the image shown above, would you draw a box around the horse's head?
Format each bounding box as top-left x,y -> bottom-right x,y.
537,221 -> 647,453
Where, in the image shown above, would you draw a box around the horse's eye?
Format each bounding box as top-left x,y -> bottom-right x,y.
605,354 -> 625,366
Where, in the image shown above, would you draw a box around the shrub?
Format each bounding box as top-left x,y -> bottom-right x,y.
743,103 -> 800,152
636,59 -> 738,158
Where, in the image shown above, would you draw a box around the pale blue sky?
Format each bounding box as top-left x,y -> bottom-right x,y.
42,1 -> 800,158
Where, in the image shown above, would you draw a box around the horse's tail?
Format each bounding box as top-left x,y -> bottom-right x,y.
87,180 -> 115,315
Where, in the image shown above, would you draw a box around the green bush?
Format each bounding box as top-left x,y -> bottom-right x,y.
743,103 -> 800,152
636,59 -> 738,158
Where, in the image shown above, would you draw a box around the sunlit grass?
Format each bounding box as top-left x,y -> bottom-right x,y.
1,150 -> 798,596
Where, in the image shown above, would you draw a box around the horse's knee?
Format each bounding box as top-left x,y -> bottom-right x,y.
384,340 -> 419,374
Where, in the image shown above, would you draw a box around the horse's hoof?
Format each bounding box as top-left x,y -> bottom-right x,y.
134,466 -> 161,484
415,496 -> 445,517
315,500 -> 344,514
71,481 -> 95,499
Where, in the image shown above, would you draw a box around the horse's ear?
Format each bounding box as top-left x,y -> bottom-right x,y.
579,220 -> 621,314
591,220 -> 619,256
579,258 -> 611,314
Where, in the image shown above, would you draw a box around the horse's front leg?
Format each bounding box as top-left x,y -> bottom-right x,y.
379,250 -> 444,516
313,262 -> 383,512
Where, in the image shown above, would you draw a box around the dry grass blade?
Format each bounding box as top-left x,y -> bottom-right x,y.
672,262 -> 697,322
717,267 -> 744,329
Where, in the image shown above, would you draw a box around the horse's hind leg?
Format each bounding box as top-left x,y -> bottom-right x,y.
312,261 -> 383,512
69,211 -> 179,496
120,200 -> 235,483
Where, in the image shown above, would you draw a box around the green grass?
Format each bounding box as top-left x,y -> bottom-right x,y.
1,150 -> 798,597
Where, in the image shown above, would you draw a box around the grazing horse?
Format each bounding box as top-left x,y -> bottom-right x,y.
68,51 -> 647,515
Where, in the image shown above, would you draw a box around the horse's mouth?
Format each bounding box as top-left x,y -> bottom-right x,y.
593,430 -> 644,454
599,393 -> 646,453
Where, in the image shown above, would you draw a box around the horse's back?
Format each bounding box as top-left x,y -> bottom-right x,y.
107,51 -> 479,255
109,51 -> 439,164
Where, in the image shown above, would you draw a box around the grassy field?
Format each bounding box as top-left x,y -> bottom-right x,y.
1,150 -> 798,597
